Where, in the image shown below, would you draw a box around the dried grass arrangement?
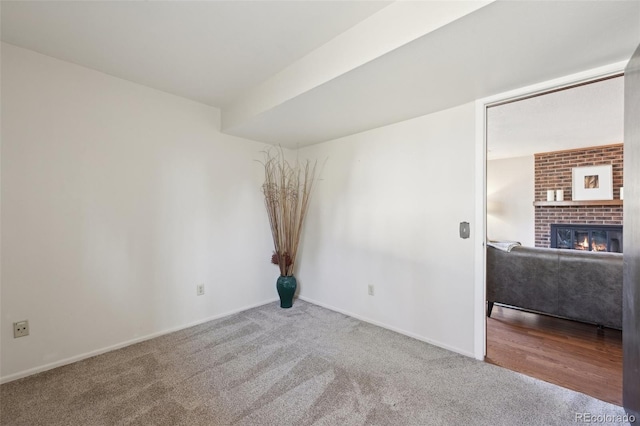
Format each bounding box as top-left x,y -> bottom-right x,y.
260,148 -> 318,277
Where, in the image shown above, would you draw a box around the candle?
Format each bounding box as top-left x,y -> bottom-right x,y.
547,190 -> 554,201
556,189 -> 564,201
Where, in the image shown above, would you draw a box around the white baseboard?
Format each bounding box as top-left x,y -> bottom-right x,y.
0,298 -> 279,384
2,296 -> 474,384
298,296 -> 476,359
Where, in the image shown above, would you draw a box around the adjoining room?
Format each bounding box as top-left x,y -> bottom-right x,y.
485,76 -> 624,405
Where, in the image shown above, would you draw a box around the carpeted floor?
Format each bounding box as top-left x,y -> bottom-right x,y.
0,300 -> 630,425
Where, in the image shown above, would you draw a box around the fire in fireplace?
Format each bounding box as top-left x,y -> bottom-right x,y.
550,224 -> 623,253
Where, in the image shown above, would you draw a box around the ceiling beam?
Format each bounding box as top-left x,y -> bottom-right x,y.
222,1 -> 494,133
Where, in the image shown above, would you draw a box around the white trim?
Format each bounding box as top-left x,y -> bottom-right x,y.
473,60 -> 628,361
299,296 -> 476,359
473,97 -> 487,360
480,61 -> 627,108
0,298 -> 279,384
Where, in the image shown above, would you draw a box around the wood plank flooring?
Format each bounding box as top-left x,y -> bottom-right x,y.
485,305 -> 623,406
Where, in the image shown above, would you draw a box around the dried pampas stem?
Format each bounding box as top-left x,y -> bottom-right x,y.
260,147 -> 318,276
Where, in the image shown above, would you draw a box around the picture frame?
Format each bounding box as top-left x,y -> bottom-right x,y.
572,165 -> 613,201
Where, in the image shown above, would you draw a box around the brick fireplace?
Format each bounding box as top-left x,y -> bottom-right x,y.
534,144 -> 623,248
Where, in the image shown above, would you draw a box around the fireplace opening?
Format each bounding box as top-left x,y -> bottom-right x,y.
550,224 -> 622,253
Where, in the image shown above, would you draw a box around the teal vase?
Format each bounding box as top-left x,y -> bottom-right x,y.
276,275 -> 297,309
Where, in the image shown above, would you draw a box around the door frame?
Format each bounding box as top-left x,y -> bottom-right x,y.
473,61 -> 628,360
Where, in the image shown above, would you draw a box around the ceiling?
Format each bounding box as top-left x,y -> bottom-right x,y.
487,76 -> 624,160
2,1 -> 639,148
0,1 -> 390,107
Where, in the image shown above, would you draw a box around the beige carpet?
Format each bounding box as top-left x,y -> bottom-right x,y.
0,300 -> 630,425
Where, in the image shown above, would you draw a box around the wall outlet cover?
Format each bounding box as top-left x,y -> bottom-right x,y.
197,284 -> 205,296
14,320 -> 29,338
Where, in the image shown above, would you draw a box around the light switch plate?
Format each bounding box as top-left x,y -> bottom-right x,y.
459,222 -> 470,239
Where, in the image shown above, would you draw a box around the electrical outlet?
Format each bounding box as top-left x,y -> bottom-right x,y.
197,283 -> 205,296
368,285 -> 375,296
14,320 -> 29,338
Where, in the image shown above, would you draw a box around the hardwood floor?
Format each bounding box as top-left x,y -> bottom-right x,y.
485,305 -> 623,406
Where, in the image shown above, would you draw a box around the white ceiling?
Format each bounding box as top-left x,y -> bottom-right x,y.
487,76 -> 624,160
2,1 -> 639,148
0,1 -> 390,107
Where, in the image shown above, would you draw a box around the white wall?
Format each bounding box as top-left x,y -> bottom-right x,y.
296,103 -> 477,356
1,44 -> 277,381
486,155 -> 535,246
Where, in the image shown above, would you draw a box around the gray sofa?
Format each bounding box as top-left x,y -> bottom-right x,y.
486,245 -> 623,329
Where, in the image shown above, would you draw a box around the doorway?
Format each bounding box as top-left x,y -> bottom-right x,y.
480,72 -> 625,404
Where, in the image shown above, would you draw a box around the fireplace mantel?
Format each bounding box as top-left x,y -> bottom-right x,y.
533,199 -> 623,207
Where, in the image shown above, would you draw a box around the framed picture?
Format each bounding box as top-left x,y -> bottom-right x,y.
572,165 -> 613,200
